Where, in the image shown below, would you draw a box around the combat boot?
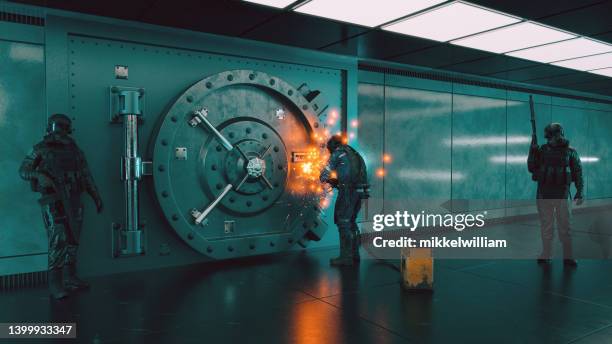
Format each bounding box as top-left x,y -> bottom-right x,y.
63,264 -> 90,291
537,240 -> 552,265
48,268 -> 68,300
330,233 -> 354,266
562,242 -> 578,268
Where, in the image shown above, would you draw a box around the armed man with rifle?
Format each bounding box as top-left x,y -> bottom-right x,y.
527,96 -> 583,267
19,114 -> 104,299
320,134 -> 370,266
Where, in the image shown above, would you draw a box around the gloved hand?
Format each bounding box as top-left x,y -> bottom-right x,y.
36,172 -> 55,189
574,193 -> 584,206
94,196 -> 104,213
328,178 -> 339,188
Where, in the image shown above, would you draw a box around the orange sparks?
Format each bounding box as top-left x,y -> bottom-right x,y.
302,162 -> 313,174
287,145 -> 329,196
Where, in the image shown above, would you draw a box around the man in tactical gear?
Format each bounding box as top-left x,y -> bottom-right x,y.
320,134 -> 369,266
528,123 -> 583,267
19,114 -> 103,300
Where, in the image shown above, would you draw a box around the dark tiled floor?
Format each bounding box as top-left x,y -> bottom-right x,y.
2,213 -> 612,343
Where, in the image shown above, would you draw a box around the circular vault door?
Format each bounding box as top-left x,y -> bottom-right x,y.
152,70 -> 329,259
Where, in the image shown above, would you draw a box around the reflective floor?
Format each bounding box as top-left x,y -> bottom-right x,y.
0,210 -> 612,344
2,227 -> 612,343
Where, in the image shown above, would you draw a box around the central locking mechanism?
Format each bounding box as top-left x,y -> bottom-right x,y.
246,157 -> 266,178
189,109 -> 288,225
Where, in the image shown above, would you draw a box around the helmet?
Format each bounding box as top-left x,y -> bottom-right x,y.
544,123 -> 564,140
326,134 -> 344,153
47,114 -> 72,135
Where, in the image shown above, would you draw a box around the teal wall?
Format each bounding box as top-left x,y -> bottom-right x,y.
1,2 -> 611,277
0,10 -> 357,277
0,22 -> 47,275
358,70 -> 612,219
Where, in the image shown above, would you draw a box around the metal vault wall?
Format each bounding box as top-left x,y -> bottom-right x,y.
65,36 -> 343,275
3,0 -> 612,280
0,16 -> 47,278
0,5 -> 358,278
358,70 -> 612,219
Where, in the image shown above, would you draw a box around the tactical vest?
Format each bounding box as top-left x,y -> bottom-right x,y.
538,145 -> 571,186
340,146 -> 370,198
37,139 -> 83,193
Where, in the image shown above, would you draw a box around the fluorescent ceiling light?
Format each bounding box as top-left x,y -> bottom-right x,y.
589,68 -> 612,77
507,37 -> 612,63
452,22 -> 575,53
552,53 -> 612,71
243,0 -> 295,8
295,0 -> 447,27
384,2 -> 520,42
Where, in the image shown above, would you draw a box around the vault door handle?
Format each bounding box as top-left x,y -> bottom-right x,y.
191,184 -> 234,225
189,108 -> 234,151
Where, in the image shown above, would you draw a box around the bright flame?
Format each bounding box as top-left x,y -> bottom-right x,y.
288,146 -> 329,198
302,162 -> 313,174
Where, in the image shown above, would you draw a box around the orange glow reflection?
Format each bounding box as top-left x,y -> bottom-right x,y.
383,154 -> 392,163
291,290 -> 340,344
376,168 -> 386,178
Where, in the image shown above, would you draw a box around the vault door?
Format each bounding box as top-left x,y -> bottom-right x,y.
152,70 -> 330,259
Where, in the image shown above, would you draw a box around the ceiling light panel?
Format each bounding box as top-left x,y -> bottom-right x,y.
552,52 -> 612,71
383,2 -> 520,42
589,68 -> 612,77
452,22 -> 575,53
295,0 -> 447,27
243,0 -> 296,9
507,38 -> 612,63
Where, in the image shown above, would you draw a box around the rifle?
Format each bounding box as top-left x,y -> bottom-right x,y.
37,174 -> 78,244
529,95 -> 537,148
528,95 -> 538,181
